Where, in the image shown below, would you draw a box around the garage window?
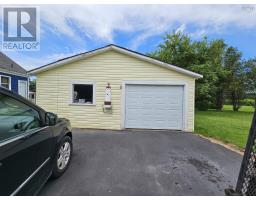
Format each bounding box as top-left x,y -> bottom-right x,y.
72,83 -> 95,105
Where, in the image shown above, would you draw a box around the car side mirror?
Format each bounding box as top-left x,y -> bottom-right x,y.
45,112 -> 58,126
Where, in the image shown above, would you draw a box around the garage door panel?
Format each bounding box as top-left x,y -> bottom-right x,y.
125,84 -> 184,130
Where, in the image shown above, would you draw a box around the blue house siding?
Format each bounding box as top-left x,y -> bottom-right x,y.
0,71 -> 28,94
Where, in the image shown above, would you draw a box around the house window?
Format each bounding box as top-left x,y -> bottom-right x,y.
0,75 -> 11,90
72,83 -> 95,104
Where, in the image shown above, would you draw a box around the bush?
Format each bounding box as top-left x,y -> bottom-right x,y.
224,98 -> 256,110
224,99 -> 232,105
196,100 -> 209,111
241,99 -> 255,106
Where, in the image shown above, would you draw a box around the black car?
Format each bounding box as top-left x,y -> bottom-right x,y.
0,87 -> 73,195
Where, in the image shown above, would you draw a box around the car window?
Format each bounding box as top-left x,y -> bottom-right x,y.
0,93 -> 41,143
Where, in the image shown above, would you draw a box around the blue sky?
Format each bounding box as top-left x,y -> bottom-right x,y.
1,4 -> 256,70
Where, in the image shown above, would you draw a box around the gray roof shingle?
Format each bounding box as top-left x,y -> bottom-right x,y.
0,52 -> 27,74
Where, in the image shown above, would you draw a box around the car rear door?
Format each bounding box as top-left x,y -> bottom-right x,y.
0,92 -> 54,195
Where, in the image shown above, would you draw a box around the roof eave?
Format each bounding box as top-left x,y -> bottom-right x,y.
0,67 -> 28,77
29,45 -> 203,79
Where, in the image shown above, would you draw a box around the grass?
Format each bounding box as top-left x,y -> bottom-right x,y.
195,105 -> 255,149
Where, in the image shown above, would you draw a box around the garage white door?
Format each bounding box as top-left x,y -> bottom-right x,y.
125,84 -> 184,130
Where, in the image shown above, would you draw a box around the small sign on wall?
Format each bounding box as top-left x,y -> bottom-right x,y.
103,82 -> 112,113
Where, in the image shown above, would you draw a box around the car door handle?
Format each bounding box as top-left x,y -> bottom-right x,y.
0,162 -> 2,167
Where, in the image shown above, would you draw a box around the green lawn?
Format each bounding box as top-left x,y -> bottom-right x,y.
195,105 -> 255,149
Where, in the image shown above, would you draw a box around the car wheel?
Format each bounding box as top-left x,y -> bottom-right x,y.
52,136 -> 72,178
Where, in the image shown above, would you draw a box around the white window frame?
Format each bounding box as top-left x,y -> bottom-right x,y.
18,80 -> 29,98
69,81 -> 96,106
0,75 -> 11,90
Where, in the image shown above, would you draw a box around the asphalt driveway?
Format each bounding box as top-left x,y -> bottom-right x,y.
40,129 -> 242,196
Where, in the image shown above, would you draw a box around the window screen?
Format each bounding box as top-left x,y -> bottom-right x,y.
73,84 -> 93,104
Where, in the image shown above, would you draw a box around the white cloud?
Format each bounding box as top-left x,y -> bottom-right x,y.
1,5 -> 256,48
1,4 -> 256,68
189,29 -> 207,39
6,49 -> 86,70
38,5 -> 256,49
175,24 -> 186,34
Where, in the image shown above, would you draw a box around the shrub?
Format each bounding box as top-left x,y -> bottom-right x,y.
196,100 -> 209,111
241,99 -> 255,106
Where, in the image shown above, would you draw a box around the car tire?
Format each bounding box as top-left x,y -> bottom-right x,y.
52,136 -> 72,178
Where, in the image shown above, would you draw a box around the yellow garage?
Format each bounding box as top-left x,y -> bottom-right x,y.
29,45 -> 202,131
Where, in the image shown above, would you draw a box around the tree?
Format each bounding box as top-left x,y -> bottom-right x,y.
190,38 -> 220,110
148,32 -> 247,111
148,31 -> 196,69
224,47 -> 245,111
244,58 -> 256,110
202,39 -> 227,110
190,62 -> 218,110
149,32 -> 229,111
